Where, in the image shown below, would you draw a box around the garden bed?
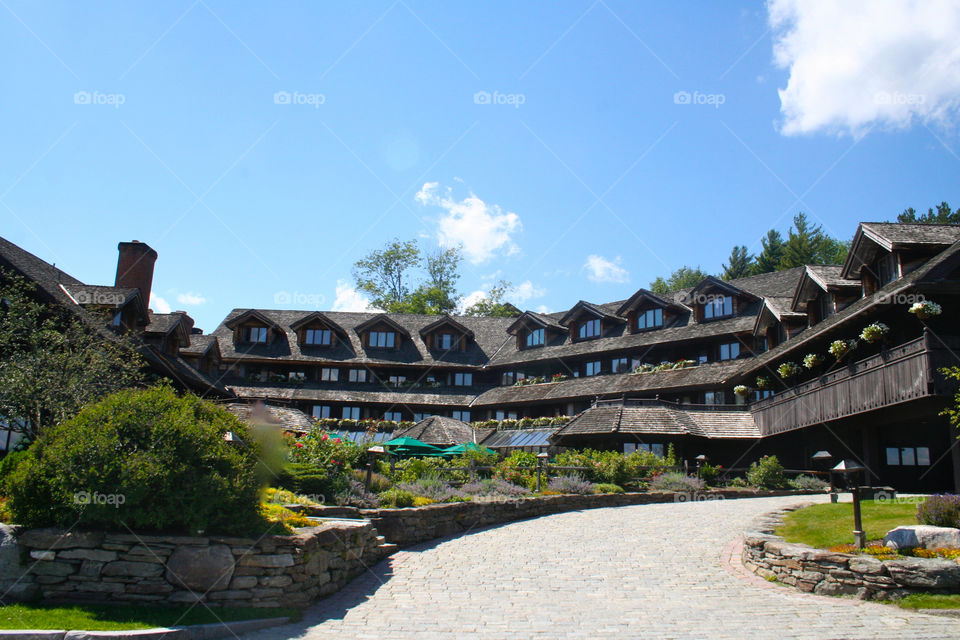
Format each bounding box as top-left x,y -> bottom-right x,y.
742,504 -> 960,601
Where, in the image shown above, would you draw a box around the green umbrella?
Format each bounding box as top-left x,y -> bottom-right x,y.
441,442 -> 495,456
383,436 -> 445,456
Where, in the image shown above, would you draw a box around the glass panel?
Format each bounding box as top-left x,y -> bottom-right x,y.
917,447 -> 931,466
652,444 -> 665,457
900,447 -> 916,466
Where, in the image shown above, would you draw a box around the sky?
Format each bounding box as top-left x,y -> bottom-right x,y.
2,0 -> 960,332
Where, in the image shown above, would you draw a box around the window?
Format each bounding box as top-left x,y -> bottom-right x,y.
611,357 -> 629,373
312,405 -> 331,419
886,447 -> 930,466
637,308 -> 663,330
697,353 -> 709,364
320,367 -> 339,382
703,295 -> 733,320
495,410 -> 517,420
413,413 -> 432,421
877,253 -> 898,286
452,410 -> 470,422
453,372 -> 473,386
704,391 -> 725,405
384,411 -> 402,422
752,389 -> 773,401
369,331 -> 396,348
579,318 -> 601,339
243,326 -> 268,343
437,333 -> 454,350
304,328 -> 331,345
502,371 -> 526,385
585,361 -> 602,376
348,368 -> 367,383
110,311 -> 123,327
525,328 -> 545,347
817,294 -> 834,321
719,342 -> 740,361
288,371 -> 305,382
388,375 -> 406,387
342,406 -> 361,420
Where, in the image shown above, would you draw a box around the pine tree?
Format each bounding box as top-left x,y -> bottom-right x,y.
721,245 -> 754,281
751,230 -> 785,274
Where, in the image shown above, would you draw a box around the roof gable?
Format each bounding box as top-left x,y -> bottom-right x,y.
419,315 -> 475,339
354,313 -> 411,337
506,311 -> 565,335
559,300 -> 625,326
224,309 -> 283,331
615,288 -> 686,316
682,276 -> 758,304
289,311 -> 347,336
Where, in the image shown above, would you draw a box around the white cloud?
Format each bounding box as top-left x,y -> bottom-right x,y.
332,280 -> 376,312
150,294 -> 171,314
584,255 -> 629,284
535,304 -> 552,314
769,0 -> 960,136
510,280 -> 546,303
415,182 -> 522,264
176,292 -> 206,305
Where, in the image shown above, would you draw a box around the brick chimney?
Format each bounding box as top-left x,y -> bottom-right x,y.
115,241 -> 158,308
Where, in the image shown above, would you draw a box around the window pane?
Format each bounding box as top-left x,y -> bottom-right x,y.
652,444 -> 665,457
916,447 -> 931,466
386,332 -> 394,347
724,296 -> 732,316
900,447 -> 916,466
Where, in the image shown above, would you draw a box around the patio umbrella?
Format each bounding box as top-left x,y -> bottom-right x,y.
382,436 -> 445,456
441,442 -> 495,457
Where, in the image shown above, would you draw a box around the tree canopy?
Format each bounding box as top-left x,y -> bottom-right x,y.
897,201 -> 960,224
0,270 -> 146,440
650,266 -> 710,293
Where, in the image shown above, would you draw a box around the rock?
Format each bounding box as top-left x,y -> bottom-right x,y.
229,576 -> 258,589
101,561 -> 164,578
238,553 -> 295,568
29,550 -> 55,561
884,525 -> 960,550
58,548 -> 117,562
165,544 -> 234,592
260,575 -> 292,588
885,557 -> 960,588
18,529 -> 104,550
848,556 -> 885,575
31,561 -> 75,576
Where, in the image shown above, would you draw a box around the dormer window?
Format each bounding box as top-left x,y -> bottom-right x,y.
438,333 -> 454,350
636,308 -> 663,331
703,295 -> 732,320
304,328 -> 331,346
243,326 -> 269,343
525,328 -> 545,347
369,331 -> 396,348
877,253 -> 898,286
578,318 -> 601,339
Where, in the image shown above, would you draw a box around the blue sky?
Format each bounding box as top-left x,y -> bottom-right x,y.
2,0 -> 959,332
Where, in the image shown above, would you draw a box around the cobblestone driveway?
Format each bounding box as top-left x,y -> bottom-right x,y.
247,495 -> 960,639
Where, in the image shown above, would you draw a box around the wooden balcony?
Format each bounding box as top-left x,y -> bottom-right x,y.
749,332 -> 959,436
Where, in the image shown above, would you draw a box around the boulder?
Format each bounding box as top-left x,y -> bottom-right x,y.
884,525 -> 960,550
165,544 -> 235,592
885,557 -> 960,588
0,524 -> 38,601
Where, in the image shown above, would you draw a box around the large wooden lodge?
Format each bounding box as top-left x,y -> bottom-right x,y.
3,221 -> 960,492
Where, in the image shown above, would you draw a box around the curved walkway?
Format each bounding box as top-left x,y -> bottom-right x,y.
248,495 -> 960,639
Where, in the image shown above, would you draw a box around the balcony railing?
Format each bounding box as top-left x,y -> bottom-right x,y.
749,332 -> 959,436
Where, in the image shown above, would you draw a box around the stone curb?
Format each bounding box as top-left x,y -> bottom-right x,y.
0,617 -> 290,640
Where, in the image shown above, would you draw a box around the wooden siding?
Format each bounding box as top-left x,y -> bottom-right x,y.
750,332 -> 957,436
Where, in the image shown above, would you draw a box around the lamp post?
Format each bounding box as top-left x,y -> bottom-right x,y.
831,459 -> 867,549
695,454 -> 707,480
536,452 -> 550,492
365,445 -> 385,492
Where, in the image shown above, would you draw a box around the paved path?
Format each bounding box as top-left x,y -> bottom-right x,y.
246,495 -> 960,639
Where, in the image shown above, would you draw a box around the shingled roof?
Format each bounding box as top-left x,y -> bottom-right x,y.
224,402 -> 315,432
470,360 -> 743,407
393,415 -> 476,446
226,384 -> 474,407
551,400 -> 759,441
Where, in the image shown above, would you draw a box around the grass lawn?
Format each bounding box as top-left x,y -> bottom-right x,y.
895,594 -> 960,609
0,603 -> 299,631
776,500 -> 921,548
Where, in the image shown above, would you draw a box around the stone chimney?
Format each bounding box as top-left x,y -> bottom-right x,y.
175,311 -> 195,336
115,241 -> 158,308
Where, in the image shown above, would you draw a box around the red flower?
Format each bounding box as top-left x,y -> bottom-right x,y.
294,442 -> 304,448
321,434 -> 328,441
332,438 -> 341,443
331,459 -> 338,465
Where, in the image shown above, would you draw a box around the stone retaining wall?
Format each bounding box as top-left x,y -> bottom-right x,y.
362,489 -> 814,547
741,506 -> 960,600
8,520 -> 391,608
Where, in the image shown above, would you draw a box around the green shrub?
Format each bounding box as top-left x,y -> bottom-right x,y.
378,488 -> 416,508
788,474 -> 829,492
917,494 -> 960,528
698,462 -> 721,486
493,451 -> 538,489
728,476 -> 750,488
593,483 -> 625,494
649,472 -> 704,492
5,385 -> 264,534
747,455 -> 787,489
349,468 -> 392,493
0,450 -> 29,488
276,463 -> 348,501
